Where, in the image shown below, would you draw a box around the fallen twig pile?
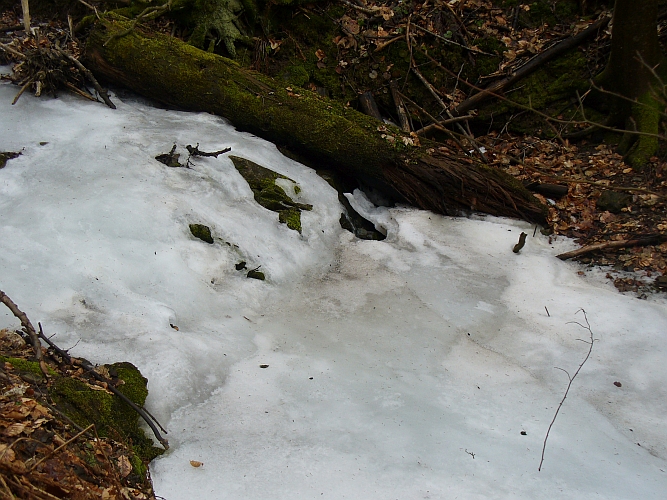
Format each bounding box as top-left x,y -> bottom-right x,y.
0,19 -> 114,108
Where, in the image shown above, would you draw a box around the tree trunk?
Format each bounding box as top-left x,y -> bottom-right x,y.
84,14 -> 546,224
599,0 -> 662,168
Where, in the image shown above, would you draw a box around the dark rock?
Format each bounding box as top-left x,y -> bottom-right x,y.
597,190 -> 632,214
654,275 -> 667,291
0,151 -> 20,169
247,269 -> 265,280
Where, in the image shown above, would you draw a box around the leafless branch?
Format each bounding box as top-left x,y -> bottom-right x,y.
539,309 -> 596,471
0,290 -> 44,368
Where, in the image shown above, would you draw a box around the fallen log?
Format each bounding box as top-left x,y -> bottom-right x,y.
84,14 -> 547,223
556,234 -> 667,260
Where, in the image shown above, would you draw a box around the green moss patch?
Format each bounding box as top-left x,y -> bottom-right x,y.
190,223 -> 215,243
0,356 -> 58,378
230,155 -> 312,232
50,362 -> 163,465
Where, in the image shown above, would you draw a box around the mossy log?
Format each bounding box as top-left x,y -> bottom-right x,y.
84,14 -> 547,223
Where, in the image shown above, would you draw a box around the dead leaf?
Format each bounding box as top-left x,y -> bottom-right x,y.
0,444 -> 15,463
117,455 -> 132,478
4,422 -> 26,436
268,39 -> 281,51
379,6 -> 394,20
340,15 -> 360,35
190,460 -> 204,468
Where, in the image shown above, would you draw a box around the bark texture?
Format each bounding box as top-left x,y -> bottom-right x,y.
599,0 -> 662,167
84,14 -> 547,223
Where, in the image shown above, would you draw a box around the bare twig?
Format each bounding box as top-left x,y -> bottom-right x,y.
0,290 -> 44,368
77,0 -> 100,19
539,309 -> 596,471
55,48 -> 116,109
398,92 -> 467,151
411,62 -> 488,161
414,114 -> 476,135
412,23 -> 495,56
11,79 -> 33,105
339,0 -> 379,15
0,42 -> 26,60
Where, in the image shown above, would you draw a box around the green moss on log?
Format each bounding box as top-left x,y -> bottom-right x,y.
85,14 -> 403,184
84,15 -> 547,223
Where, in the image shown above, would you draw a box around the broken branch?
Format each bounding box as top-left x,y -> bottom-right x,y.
455,16 -> 611,115
0,290 -> 44,368
556,234 -> 667,260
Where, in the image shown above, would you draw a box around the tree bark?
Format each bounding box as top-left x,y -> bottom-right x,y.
84,14 -> 546,224
598,0 -> 662,168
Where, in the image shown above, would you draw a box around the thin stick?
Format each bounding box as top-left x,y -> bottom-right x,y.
29,424 -> 95,472
0,42 -> 26,59
20,0 -> 31,35
64,81 -> 96,102
11,79 -> 33,105
411,62 -> 488,161
539,309 -> 595,471
0,473 -> 14,500
398,92 -> 467,151
0,290 -> 43,365
415,114 -> 475,135
412,23 -> 495,56
56,48 -> 116,109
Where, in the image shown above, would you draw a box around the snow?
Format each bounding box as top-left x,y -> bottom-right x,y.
1,73 -> 666,499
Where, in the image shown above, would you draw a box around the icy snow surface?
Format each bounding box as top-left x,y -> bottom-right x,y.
1,76 -> 667,499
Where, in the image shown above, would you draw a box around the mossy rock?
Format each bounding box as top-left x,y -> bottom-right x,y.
190,223 -> 214,243
50,362 -> 163,467
230,155 -> 312,232
278,207 -> 302,232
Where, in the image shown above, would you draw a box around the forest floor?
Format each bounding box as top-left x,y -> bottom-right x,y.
0,2 -> 666,496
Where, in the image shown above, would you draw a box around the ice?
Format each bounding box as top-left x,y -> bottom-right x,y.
1,75 -> 666,498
